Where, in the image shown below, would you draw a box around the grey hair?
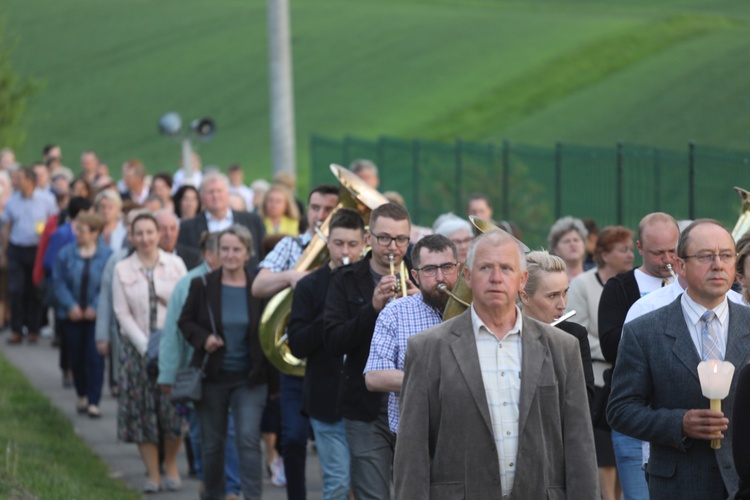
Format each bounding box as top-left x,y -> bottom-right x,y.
349,159 -> 379,176
433,212 -> 473,237
466,230 -> 527,272
199,171 -> 230,194
524,251 -> 566,296
219,224 -> 254,257
547,216 -> 587,251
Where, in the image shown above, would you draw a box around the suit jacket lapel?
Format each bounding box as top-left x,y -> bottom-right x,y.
518,318 -> 545,437
665,298 -> 701,383
450,311 -> 494,437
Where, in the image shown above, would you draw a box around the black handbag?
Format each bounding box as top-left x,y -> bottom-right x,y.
170,274 -> 216,403
170,353 -> 209,403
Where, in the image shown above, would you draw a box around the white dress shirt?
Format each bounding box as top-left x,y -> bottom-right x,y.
471,305 -> 523,498
206,210 -> 234,233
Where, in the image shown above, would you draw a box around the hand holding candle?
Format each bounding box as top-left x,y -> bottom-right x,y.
697,360 -> 735,449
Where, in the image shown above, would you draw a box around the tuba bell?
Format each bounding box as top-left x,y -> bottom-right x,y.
259,164 -> 389,376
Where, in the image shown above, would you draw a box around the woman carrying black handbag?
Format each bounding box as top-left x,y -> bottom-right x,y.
178,225 -> 275,500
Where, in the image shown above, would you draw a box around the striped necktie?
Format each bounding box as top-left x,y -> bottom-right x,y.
700,310 -> 722,361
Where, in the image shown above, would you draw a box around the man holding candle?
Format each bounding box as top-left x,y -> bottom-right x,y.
608,219 -> 750,499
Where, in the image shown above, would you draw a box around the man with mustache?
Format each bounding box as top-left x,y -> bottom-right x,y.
608,219 -> 749,499
364,234 -> 459,435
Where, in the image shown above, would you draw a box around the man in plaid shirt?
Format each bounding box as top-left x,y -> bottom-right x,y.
363,234 -> 459,434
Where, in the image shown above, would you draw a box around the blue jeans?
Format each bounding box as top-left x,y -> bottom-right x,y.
310,418 -> 350,500
612,429 -> 649,500
344,408 -> 395,500
280,373 -> 309,500
188,409 -> 241,494
195,380 -> 267,500
63,319 -> 104,405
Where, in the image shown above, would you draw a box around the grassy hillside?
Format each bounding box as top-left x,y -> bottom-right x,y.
3,0 -> 750,188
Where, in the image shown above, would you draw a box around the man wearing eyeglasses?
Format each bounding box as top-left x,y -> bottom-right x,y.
364,234 -> 459,436
597,212 -> 680,500
324,202 -> 416,500
608,219 -> 749,499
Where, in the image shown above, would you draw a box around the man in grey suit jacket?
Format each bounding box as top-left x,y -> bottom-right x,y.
394,230 -> 598,500
177,172 -> 265,269
608,219 -> 747,499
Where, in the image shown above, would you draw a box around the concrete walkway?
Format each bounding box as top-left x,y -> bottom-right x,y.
0,333 -> 323,500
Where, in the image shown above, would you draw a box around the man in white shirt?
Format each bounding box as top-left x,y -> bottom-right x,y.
608,219 -> 748,499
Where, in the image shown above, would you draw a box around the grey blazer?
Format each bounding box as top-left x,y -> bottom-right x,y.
607,297 -> 750,499
394,310 -> 599,500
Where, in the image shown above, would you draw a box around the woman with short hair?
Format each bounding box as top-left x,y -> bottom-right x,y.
548,216 -> 588,280
179,224 -> 272,500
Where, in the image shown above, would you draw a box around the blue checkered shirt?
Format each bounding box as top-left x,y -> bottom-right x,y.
363,293 -> 442,433
258,232 -> 312,272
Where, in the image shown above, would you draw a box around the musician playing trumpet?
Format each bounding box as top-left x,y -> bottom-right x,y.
323,202 -> 416,500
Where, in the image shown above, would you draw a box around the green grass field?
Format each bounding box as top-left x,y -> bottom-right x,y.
0,354 -> 140,500
3,0 -> 750,189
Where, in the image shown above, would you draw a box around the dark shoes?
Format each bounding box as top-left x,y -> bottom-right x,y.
6,333 -> 22,345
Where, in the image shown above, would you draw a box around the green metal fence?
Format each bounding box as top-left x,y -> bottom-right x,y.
309,135 -> 750,250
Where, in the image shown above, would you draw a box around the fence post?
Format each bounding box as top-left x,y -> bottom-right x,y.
616,142 -> 623,225
455,139 -> 463,215
653,148 -> 661,212
412,139 -> 421,223
688,142 -> 695,220
502,140 -> 510,220
309,135 -> 318,186
555,141 -> 562,219
377,136 -> 386,176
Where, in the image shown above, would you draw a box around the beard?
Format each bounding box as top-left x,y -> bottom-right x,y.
422,284 -> 450,312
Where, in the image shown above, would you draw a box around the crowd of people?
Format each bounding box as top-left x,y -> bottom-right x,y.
1,143 -> 750,500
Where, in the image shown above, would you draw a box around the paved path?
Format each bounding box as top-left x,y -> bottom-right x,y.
0,333 -> 324,500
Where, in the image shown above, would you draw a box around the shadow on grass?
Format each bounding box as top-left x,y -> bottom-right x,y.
0,353 -> 140,500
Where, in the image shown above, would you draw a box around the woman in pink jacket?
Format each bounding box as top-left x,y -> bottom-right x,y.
113,212 -> 187,493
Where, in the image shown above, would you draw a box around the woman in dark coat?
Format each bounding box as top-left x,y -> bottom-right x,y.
179,224 -> 273,500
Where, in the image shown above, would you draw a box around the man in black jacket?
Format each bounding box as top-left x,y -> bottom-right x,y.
323,202 -> 415,500
598,211 -> 679,499
287,208 -> 366,500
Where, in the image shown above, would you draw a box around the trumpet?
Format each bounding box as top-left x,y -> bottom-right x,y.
666,263 -> 678,282
388,254 -> 408,298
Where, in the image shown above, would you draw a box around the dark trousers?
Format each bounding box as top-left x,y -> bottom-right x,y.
280,373 -> 309,500
195,380 -> 267,500
7,244 -> 42,334
63,319 -> 104,405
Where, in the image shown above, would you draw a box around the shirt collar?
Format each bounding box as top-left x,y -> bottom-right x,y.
470,304 -> 523,340
681,290 -> 729,328
206,209 -> 233,225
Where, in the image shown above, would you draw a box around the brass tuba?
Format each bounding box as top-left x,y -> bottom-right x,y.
731,186 -> 750,242
440,216 -> 530,321
259,164 -> 389,376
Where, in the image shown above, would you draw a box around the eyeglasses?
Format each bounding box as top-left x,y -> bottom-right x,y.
451,237 -> 473,246
371,232 -> 410,248
681,252 -> 736,264
414,263 -> 458,277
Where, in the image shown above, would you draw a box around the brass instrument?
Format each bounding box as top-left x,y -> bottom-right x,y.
440,216 -> 530,321
731,186 -> 750,242
665,263 -> 678,282
259,164 -> 389,376
388,254 -> 408,298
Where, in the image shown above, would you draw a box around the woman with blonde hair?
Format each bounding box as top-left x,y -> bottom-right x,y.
259,185 -> 300,236
519,251 -> 595,402
95,189 -> 127,252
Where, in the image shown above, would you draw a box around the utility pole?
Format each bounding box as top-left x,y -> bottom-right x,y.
267,0 -> 296,176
